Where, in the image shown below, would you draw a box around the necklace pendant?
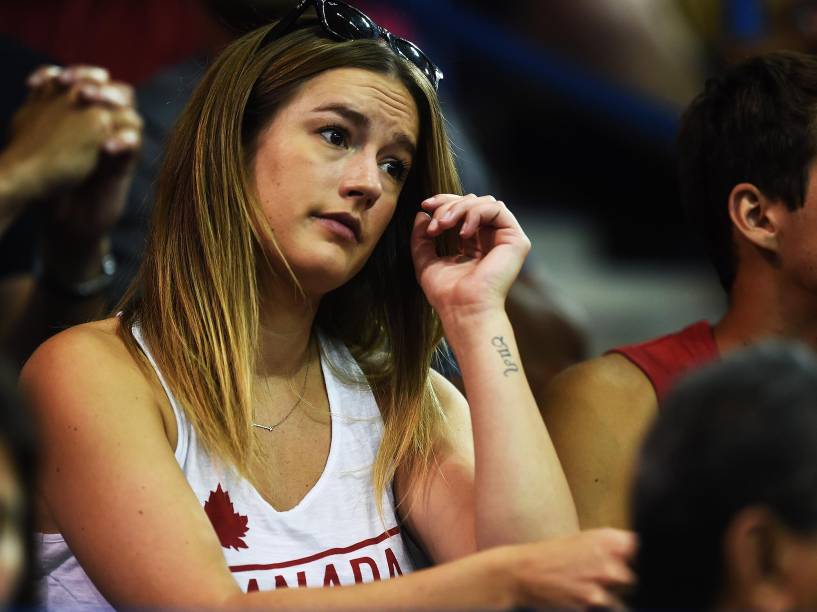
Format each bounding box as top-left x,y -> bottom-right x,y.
253,347 -> 312,433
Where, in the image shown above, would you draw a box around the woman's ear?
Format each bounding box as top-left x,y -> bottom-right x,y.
728,183 -> 783,252
721,507 -> 794,611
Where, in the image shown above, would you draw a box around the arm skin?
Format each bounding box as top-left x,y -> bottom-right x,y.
395,370 -> 479,561
537,353 -> 658,529
404,194 -> 579,555
399,312 -> 578,558
22,321 -> 633,609
448,311 -> 579,543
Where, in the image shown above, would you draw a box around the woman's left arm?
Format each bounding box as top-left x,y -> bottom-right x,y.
404,194 -> 578,559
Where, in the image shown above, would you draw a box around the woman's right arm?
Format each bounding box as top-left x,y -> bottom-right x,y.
21,324 -> 631,609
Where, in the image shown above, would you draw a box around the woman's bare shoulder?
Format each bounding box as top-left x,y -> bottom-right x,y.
20,317 -> 152,407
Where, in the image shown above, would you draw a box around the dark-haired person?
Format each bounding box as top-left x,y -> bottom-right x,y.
19,1 -> 634,609
630,341 -> 817,609
540,50 -> 817,528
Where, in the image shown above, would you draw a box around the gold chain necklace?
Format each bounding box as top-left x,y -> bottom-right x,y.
252,352 -> 311,432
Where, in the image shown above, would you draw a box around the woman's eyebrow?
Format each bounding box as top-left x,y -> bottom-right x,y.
312,103 -> 416,157
313,103 -> 369,129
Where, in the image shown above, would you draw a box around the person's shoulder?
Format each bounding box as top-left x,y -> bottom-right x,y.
538,353 -> 656,422
539,355 -> 658,529
20,317 -> 150,408
23,317 -> 130,374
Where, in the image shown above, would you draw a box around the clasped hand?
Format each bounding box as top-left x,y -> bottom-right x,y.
6,65 -> 142,243
411,193 -> 531,319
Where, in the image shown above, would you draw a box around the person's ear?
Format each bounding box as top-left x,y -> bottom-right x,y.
722,507 -> 794,611
728,183 -> 784,252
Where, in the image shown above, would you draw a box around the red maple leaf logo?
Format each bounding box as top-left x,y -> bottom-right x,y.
204,484 -> 249,550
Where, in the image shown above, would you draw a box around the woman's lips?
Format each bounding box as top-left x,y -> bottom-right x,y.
312,215 -> 360,243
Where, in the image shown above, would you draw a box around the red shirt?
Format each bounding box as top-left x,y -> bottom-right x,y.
607,321 -> 719,402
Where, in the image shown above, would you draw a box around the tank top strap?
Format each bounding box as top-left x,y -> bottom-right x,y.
129,323 -> 190,464
317,331 -> 382,422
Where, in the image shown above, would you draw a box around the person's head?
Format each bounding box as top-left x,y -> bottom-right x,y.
120,2 -> 459,503
630,342 -> 817,609
678,51 -> 817,293
0,361 -> 37,608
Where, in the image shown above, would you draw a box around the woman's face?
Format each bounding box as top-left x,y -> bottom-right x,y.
251,67 -> 420,297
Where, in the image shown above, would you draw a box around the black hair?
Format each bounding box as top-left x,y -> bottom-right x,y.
630,341 -> 817,608
678,51 -> 817,291
0,359 -> 38,608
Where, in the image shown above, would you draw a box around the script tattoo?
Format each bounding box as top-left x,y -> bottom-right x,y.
491,336 -> 519,376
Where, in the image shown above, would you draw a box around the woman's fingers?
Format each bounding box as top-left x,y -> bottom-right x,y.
424,196 -> 518,240
460,200 -> 507,238
423,194 -> 504,235
427,194 -> 477,233
420,193 -> 467,209
588,529 -> 638,589
410,212 -> 438,276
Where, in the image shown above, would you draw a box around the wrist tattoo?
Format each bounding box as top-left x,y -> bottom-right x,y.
491,336 -> 519,376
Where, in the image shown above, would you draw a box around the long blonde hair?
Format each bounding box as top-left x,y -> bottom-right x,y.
118,22 -> 462,505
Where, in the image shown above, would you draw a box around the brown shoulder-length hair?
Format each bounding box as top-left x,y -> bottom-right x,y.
117,22 -> 462,506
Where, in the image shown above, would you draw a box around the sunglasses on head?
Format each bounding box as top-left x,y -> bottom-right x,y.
261,0 -> 444,91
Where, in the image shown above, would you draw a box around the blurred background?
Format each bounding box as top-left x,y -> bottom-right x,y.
2,0 -> 816,354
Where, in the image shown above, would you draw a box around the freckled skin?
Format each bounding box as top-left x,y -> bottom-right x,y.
252,68 -> 420,299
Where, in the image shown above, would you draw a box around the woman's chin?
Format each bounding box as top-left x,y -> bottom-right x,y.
292,260 -> 364,298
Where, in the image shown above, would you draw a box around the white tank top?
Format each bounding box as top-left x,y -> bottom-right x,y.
39,325 -> 415,608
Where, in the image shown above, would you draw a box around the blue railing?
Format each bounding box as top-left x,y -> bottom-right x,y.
399,0 -> 682,146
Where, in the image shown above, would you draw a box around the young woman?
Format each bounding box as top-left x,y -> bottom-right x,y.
22,1 -> 634,608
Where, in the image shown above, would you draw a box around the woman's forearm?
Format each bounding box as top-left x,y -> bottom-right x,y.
226,546 -> 516,610
442,308 -> 579,547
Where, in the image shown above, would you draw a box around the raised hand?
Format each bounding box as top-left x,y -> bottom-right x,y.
12,65 -> 143,289
411,193 -> 531,319
3,65 -> 139,205
24,65 -> 143,243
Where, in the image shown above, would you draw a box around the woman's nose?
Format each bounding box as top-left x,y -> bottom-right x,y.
339,153 -> 382,208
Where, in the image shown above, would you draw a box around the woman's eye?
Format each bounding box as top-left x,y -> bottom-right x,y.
381,159 -> 408,182
319,126 -> 347,147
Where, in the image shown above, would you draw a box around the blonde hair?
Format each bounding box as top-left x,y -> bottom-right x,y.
118,22 -> 462,507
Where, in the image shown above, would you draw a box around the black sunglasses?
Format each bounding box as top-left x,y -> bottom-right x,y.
261,0 -> 443,91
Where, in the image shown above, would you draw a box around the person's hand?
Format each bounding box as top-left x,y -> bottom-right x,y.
1,65 -> 140,205
510,528 -> 636,609
411,193 -> 531,320
24,65 -> 143,243
11,65 -> 143,286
